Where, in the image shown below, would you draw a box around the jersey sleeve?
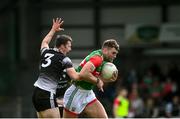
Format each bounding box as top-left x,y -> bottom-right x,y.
114,98 -> 121,106
62,57 -> 73,69
89,55 -> 103,67
40,47 -> 48,56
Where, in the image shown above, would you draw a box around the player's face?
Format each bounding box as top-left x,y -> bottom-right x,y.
104,47 -> 118,62
122,89 -> 128,97
64,41 -> 72,54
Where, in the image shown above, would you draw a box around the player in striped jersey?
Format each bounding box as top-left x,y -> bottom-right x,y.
63,39 -> 119,118
32,18 -> 80,118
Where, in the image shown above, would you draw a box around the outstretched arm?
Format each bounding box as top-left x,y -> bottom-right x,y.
41,18 -> 64,50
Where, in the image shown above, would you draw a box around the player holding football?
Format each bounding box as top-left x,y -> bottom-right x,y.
63,39 -> 119,118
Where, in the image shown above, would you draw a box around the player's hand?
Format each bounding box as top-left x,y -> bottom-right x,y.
52,18 -> 64,31
111,70 -> 118,81
97,78 -> 104,92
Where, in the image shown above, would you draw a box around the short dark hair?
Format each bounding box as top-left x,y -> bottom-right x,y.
55,34 -> 72,48
102,39 -> 119,51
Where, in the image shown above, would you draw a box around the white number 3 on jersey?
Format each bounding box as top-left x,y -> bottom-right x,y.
42,53 -> 54,68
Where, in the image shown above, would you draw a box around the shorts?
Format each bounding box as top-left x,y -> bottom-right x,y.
32,87 -> 58,112
63,85 -> 96,114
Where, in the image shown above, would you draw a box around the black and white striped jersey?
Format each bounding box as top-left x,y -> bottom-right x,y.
34,47 -> 73,94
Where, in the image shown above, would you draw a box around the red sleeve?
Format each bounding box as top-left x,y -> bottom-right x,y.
89,55 -> 103,67
114,98 -> 119,105
114,98 -> 120,106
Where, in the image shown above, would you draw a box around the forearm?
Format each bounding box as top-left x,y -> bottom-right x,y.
79,61 -> 100,85
41,28 -> 56,49
66,68 -> 80,80
79,72 -> 98,85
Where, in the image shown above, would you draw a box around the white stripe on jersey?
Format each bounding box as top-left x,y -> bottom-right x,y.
34,76 -> 57,94
40,47 -> 48,55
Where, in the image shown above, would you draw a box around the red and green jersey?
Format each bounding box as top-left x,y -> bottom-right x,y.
74,49 -> 107,90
